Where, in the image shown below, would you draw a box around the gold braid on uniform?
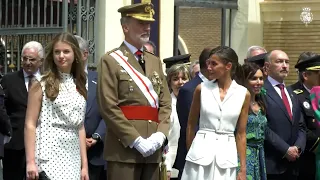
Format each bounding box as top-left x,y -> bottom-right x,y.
293,89 -> 303,95
107,48 -> 119,55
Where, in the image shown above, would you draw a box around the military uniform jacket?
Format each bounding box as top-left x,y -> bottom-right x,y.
97,43 -> 171,163
289,81 -> 320,152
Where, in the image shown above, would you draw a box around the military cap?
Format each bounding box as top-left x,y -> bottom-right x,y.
118,3 -> 155,22
163,54 -> 191,69
247,53 -> 267,68
295,55 -> 320,71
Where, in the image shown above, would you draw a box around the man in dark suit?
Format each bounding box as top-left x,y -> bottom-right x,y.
174,47 -> 212,179
1,41 -> 43,180
288,52 -> 320,180
0,85 -> 11,142
263,50 -> 306,180
75,35 -> 106,180
0,85 -> 11,180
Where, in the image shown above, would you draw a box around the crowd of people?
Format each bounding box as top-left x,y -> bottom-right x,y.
0,1 -> 320,180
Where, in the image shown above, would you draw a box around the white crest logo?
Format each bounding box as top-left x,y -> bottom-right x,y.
300,7 -> 313,26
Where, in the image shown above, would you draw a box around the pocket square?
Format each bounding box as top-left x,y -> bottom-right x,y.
92,80 -> 97,84
120,70 -> 127,73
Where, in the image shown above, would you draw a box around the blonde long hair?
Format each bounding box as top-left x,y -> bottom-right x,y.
42,32 -> 87,101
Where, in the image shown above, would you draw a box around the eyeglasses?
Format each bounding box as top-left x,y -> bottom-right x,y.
22,56 -> 39,63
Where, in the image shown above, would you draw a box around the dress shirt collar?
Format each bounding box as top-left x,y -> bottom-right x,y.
23,69 -> 40,78
267,76 -> 285,87
124,40 -> 143,55
303,83 -> 311,93
198,71 -> 209,82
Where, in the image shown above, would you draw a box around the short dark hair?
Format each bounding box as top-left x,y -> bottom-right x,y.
145,41 -> 156,54
199,47 -> 212,69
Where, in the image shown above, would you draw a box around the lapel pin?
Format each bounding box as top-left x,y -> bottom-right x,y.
92,80 -> 97,84
124,50 -> 129,56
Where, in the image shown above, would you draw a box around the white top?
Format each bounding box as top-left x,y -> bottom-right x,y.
35,73 -> 86,180
185,80 -> 247,167
165,92 -> 181,171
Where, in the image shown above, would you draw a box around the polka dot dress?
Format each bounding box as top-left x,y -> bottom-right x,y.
34,73 -> 86,180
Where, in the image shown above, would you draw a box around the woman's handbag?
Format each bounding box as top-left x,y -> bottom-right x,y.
38,171 -> 51,180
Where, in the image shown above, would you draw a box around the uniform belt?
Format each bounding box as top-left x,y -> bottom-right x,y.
120,106 -> 159,123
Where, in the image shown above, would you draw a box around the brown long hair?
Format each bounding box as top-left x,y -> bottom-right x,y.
42,32 -> 87,101
242,63 -> 266,114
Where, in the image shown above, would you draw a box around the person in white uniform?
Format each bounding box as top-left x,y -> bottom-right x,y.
24,32 -> 89,180
181,46 -> 250,180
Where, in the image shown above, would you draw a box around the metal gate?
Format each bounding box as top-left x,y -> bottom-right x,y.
0,0 -> 97,74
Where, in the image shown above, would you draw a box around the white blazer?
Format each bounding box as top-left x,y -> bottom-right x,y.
165,93 -> 181,171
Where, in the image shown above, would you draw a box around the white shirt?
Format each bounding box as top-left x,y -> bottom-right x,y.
198,71 -> 209,82
23,70 -> 41,91
303,84 -> 311,93
123,40 -> 144,61
267,76 -> 293,113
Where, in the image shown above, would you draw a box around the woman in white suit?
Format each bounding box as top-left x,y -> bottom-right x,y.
182,46 -> 250,180
165,64 -> 191,179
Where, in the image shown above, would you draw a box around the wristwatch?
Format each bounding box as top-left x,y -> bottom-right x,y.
92,133 -> 101,142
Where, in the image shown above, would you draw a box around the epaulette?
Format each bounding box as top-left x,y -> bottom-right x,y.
144,50 -> 155,56
293,89 -> 303,94
107,48 -> 119,55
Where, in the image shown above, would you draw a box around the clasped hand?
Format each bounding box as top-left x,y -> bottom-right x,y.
285,146 -> 300,162
134,133 -> 164,157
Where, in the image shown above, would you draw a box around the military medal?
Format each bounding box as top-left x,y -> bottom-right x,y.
303,101 -> 310,109
129,85 -> 134,92
124,50 -> 129,57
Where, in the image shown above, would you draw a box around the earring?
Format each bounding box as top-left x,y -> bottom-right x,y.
76,58 -> 79,63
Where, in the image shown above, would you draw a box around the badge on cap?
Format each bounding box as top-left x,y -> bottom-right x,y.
303,101 -> 310,109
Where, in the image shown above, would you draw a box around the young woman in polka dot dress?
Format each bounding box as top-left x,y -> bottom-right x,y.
24,32 -> 89,180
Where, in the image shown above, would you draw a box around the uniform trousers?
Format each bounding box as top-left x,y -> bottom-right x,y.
107,162 -> 159,180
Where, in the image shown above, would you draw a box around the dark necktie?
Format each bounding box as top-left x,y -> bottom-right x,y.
28,74 -> 34,91
277,84 -> 292,120
135,50 -> 145,72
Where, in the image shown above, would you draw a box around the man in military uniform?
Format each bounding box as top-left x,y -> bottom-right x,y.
96,2 -> 171,180
288,52 -> 320,180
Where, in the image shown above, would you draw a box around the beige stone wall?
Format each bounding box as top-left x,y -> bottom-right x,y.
263,21 -> 320,85
178,7 -> 221,61
261,0 -> 320,85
